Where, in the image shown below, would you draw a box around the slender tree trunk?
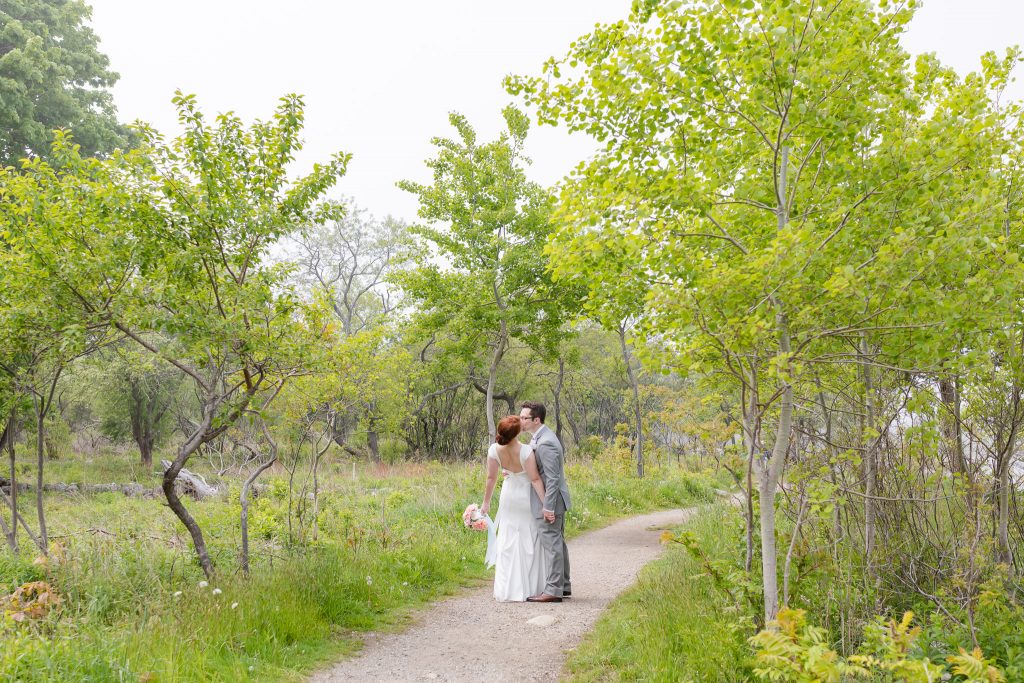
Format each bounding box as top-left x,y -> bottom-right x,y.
619,322 -> 643,478
129,381 -> 155,468
566,408 -> 582,448
286,456 -> 296,545
4,408 -> 16,552
759,307 -> 793,624
997,383 -> 1021,568
164,407 -> 217,579
554,357 -> 565,448
741,371 -> 758,576
860,334 -> 876,565
366,409 -> 380,464
485,320 -> 508,444
760,145 -> 793,625
241,454 -> 276,577
311,431 -> 331,543
0,416 -> 9,542
33,395 -> 48,552
939,376 -> 966,475
783,490 -> 807,607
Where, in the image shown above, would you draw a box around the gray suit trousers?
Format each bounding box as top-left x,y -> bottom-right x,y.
539,512 -> 571,597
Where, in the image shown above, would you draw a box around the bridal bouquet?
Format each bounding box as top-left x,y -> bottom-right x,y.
463,504 -> 498,568
462,503 -> 489,531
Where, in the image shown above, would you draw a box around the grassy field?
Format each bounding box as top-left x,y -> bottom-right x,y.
565,504 -> 754,682
1,448 -> 720,682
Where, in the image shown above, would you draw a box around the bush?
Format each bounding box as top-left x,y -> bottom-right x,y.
750,609 -> 1006,683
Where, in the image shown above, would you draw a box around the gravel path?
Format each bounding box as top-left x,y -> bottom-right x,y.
309,507 -> 696,683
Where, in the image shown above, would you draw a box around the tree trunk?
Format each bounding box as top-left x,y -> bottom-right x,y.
33,396 -> 48,552
938,376 -> 966,475
760,145 -> 792,625
366,408 -> 381,464
4,408 -> 16,552
741,369 -> 759,576
554,357 -> 565,449
996,384 -> 1021,568
241,457 -> 276,577
619,322 -> 644,478
0,418 -> 9,544
759,307 -> 793,624
860,334 -> 876,565
163,408 -> 217,579
129,381 -> 156,468
311,434 -> 331,543
565,408 -> 582,448
485,320 -> 508,444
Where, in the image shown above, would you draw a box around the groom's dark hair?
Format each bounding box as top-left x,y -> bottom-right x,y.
521,401 -> 546,424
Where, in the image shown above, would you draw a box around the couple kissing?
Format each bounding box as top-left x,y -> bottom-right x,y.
481,401 -> 571,603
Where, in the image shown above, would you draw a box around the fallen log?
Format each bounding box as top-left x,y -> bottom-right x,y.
161,460 -> 221,500
0,477 -> 160,498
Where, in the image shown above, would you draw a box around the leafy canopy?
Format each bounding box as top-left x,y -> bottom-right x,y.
0,0 -> 127,166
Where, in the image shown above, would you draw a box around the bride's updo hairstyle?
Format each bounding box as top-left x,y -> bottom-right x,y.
496,416 -> 521,445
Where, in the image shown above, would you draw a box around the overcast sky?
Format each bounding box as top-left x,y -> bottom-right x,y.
86,0 -> 1024,223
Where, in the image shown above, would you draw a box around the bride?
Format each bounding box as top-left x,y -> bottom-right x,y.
481,415 -> 547,602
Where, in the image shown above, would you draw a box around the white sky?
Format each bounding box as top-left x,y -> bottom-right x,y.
86,0 -> 1024,223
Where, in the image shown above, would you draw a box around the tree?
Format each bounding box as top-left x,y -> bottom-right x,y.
0,129 -> 134,553
1,93 -> 349,577
290,202 -> 409,459
398,107 -> 565,443
291,202 -> 405,337
509,0 -> 1020,623
116,93 -> 348,578
78,340 -> 182,468
0,0 -> 127,166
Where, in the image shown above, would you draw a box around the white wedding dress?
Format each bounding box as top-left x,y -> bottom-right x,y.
488,443 -> 547,602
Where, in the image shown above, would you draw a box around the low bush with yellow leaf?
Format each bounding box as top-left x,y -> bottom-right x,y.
750,608 -> 1005,683
1,581 -> 62,627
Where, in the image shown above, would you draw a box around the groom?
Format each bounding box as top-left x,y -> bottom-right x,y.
520,401 -> 571,603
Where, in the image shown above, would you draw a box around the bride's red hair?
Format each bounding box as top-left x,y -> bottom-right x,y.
496,416 -> 521,445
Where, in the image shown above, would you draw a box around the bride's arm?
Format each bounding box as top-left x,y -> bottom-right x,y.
525,451 -> 546,503
482,457 -> 500,515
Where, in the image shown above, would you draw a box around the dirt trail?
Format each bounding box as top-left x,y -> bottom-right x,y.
310,507 -> 696,683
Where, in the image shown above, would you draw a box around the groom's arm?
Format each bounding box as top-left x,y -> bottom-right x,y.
537,441 -> 561,516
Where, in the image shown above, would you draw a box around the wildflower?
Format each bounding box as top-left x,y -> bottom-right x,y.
402,581 -> 409,586
366,575 -> 373,586
198,580 -> 209,589
212,588 -> 222,596
173,591 -> 183,598
231,602 -> 239,610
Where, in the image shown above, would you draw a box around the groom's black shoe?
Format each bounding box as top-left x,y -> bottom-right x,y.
526,593 -> 563,603
562,591 -> 572,598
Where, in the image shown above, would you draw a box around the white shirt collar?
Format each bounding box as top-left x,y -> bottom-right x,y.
531,424 -> 548,442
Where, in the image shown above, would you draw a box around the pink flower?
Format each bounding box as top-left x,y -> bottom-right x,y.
462,503 -> 487,530
462,503 -> 479,526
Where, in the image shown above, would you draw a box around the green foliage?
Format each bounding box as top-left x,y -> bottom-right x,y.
750,609 -> 1005,683
397,106 -> 574,439
566,505 -> 753,682
0,0 -> 128,167
940,587 -> 1024,681
0,454 -> 711,680
397,106 -> 561,352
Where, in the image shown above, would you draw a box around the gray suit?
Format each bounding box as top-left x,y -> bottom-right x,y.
529,425 -> 571,597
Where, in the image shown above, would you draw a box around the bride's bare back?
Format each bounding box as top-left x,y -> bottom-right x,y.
494,441 -> 525,473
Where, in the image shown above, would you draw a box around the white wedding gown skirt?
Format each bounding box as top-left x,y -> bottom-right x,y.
492,469 -> 547,602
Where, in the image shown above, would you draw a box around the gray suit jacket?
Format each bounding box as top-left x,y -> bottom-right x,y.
529,425 -> 571,518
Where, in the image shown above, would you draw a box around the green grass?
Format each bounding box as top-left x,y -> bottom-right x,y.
564,504 -> 753,683
1,452 -> 720,682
